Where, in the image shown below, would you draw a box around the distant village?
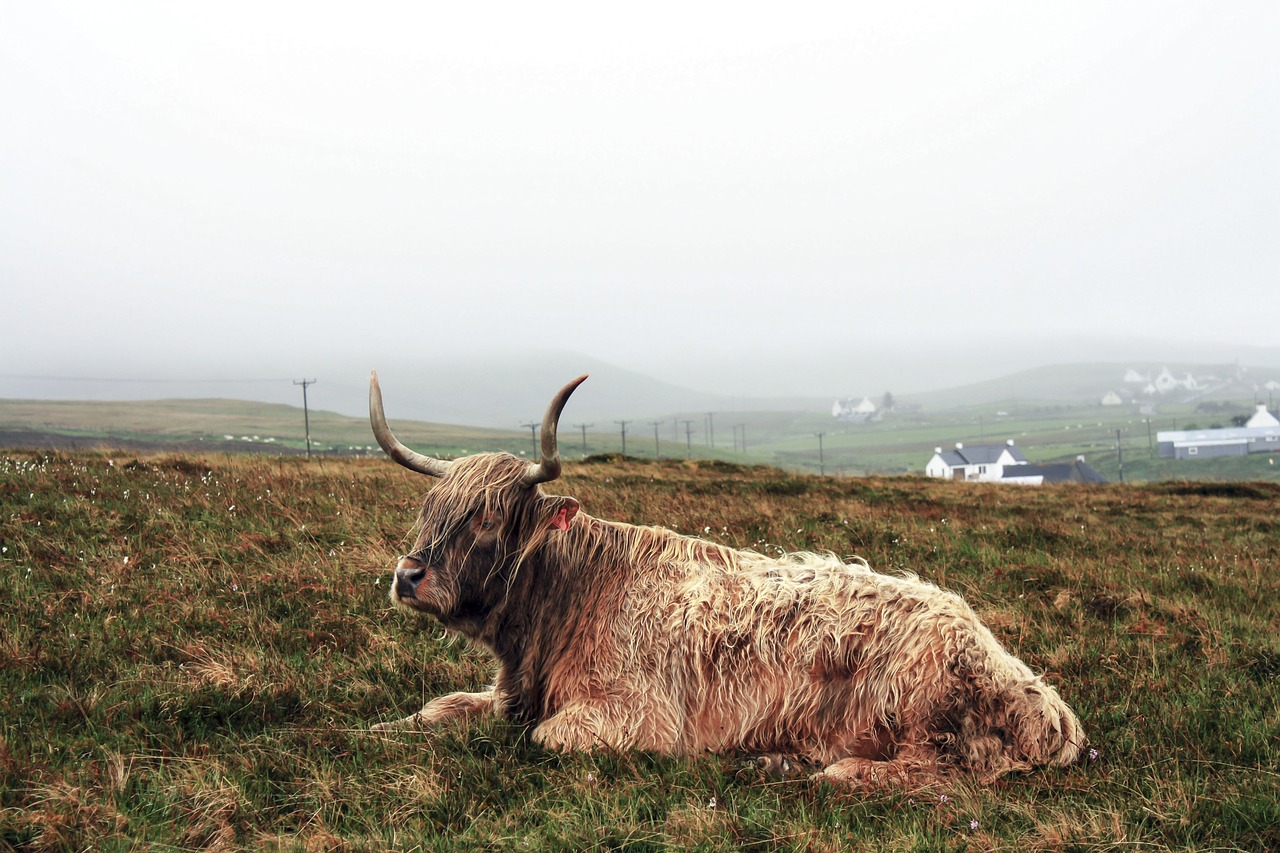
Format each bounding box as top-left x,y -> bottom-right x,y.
833,365 -> 1280,485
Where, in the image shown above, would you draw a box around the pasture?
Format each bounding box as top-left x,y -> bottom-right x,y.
1,451 -> 1278,850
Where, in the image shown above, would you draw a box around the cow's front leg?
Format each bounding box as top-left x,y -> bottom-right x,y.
371,689 -> 495,732
531,704 -> 605,751
814,743 -> 942,790
533,701 -> 682,753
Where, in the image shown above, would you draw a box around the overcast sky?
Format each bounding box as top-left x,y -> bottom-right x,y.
2,1 -> 1276,409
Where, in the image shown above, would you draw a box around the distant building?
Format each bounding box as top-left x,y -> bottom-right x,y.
1100,391 -> 1123,406
925,440 -> 1029,482
925,440 -> 1105,485
1000,457 -> 1107,485
832,396 -> 877,422
1156,420 -> 1280,460
1151,366 -> 1201,395
1246,404 -> 1280,429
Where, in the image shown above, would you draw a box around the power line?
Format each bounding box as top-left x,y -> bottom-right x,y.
293,379 -> 317,458
520,422 -> 540,458
614,420 -> 632,456
572,423 -> 593,456
648,421 -> 664,459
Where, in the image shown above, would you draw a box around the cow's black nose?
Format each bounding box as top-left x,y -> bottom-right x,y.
394,556 -> 427,598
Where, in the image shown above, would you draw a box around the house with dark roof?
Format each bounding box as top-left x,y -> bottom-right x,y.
1000,457 -> 1107,485
924,440 -> 1029,482
925,440 -> 1107,485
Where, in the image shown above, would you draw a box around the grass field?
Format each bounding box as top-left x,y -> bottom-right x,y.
2,451 -> 1279,850
0,399 -> 528,458
4,393 -> 1279,484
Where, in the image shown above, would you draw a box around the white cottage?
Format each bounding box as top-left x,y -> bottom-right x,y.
925,440 -> 1030,482
1246,404 -> 1280,429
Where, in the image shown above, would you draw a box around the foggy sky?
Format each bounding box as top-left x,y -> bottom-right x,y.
2,2 -> 1277,411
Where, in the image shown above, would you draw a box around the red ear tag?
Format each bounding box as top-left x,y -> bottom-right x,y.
551,507 -> 572,531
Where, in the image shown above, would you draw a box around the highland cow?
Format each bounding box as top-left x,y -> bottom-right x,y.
369,371 -> 1083,787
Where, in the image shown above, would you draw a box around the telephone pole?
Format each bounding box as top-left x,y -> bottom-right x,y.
815,432 -> 826,476
572,423 -> 593,456
682,419 -> 695,459
615,420 -> 631,456
648,421 -> 664,459
293,379 -> 317,458
1116,428 -> 1124,483
520,422 -> 539,458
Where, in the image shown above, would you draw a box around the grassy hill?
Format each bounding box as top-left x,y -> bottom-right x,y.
2,450 -> 1277,849
4,356 -> 1279,483
0,397 -> 527,458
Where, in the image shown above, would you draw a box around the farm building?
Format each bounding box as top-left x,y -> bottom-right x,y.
925,440 -> 1029,482
831,396 -> 877,422
1156,411 -> 1280,460
1246,404 -> 1280,428
1000,457 -> 1107,485
926,441 -> 1106,485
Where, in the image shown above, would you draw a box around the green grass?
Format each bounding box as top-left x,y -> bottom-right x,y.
7,394 -> 1279,484
0,398 -> 528,458
2,451 -> 1278,849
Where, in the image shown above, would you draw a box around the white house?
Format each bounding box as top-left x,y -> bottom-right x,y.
1100,391 -> 1124,406
925,440 -> 1030,482
1246,404 -> 1280,429
832,396 -> 877,421
1123,369 -> 1149,384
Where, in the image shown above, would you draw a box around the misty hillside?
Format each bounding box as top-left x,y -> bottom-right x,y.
907,362 -> 1280,410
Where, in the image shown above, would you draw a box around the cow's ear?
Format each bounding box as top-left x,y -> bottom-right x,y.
548,497 -> 580,532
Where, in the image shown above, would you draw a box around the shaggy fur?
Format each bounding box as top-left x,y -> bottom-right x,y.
375,452 -> 1085,788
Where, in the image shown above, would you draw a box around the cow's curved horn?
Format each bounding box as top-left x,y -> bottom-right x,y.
523,374 -> 589,486
369,370 -> 452,478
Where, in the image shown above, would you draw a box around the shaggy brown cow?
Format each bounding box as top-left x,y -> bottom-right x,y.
369,371 -> 1084,787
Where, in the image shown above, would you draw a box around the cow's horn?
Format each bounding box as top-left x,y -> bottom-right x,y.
523,375 -> 589,486
369,370 -> 453,478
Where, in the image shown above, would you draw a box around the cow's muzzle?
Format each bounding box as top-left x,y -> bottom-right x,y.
394,555 -> 428,600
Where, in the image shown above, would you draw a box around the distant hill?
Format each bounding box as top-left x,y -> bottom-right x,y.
905,361 -> 1280,410
0,397 -> 525,458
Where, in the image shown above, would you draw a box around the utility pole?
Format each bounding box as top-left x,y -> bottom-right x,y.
293,379 -> 317,458
735,423 -> 746,452
1116,428 -> 1124,483
649,421 -> 663,459
573,423 -> 593,456
682,419 -> 695,459
707,412 -> 715,448
1146,418 -> 1154,457
520,422 -> 539,458
615,420 -> 631,456
815,432 -> 826,476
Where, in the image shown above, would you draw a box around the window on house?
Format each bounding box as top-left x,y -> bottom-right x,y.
1188,447 -> 1198,455
978,465 -> 987,474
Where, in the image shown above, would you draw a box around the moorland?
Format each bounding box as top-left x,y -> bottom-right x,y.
1,451 -> 1278,850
